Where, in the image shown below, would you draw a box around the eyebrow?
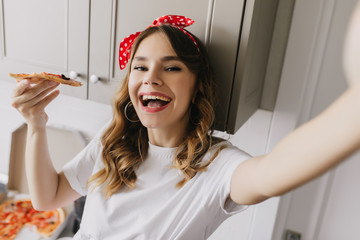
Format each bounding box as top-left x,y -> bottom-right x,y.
133,56 -> 182,62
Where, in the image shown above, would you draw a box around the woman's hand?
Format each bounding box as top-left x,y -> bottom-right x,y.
11,80 -> 60,130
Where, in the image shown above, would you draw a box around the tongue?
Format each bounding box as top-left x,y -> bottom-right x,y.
147,100 -> 167,108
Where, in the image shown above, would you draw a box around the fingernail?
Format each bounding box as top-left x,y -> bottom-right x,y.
22,80 -> 29,85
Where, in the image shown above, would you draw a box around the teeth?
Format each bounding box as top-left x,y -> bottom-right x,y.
142,95 -> 171,102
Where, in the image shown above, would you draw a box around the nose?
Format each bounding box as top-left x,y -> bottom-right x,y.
143,68 -> 163,86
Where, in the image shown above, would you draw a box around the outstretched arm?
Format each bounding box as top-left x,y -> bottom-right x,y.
12,80 -> 81,210
230,1 -> 360,205
230,85 -> 360,205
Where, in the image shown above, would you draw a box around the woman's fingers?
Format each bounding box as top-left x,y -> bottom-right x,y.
11,79 -> 31,98
11,80 -> 60,129
18,82 -> 60,109
12,80 -> 59,109
36,88 -> 60,110
15,80 -> 58,104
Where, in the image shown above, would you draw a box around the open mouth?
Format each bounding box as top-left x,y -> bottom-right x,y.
140,94 -> 172,108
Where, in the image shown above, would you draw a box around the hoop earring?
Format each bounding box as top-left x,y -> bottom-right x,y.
124,101 -> 140,123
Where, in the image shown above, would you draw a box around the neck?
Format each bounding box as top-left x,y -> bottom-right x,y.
147,125 -> 188,148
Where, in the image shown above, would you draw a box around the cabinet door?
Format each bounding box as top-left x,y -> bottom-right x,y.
209,0 -> 246,131
0,0 -> 89,99
87,0 -> 226,105
226,0 -> 281,133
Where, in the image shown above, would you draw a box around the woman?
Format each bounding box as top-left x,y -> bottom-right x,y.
11,12 -> 360,239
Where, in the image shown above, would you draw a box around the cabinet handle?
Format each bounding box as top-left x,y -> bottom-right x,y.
69,71 -> 79,79
90,75 -> 100,84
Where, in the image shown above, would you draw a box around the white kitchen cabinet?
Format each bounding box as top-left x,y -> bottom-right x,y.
0,0 -> 90,99
0,0 -> 286,133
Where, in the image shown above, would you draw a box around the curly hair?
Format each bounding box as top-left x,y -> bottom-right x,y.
88,25 -> 225,198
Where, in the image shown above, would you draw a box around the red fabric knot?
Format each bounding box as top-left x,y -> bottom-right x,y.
119,31 -> 141,70
119,15 -> 198,70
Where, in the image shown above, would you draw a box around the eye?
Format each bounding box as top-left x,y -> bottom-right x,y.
165,66 -> 181,72
134,65 -> 147,71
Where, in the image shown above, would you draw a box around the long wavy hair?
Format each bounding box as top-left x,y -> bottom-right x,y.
88,25 -> 225,198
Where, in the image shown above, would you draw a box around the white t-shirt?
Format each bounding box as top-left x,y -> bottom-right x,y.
63,132 -> 251,240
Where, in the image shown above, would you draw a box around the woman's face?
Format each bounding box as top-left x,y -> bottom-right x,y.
128,32 -> 197,140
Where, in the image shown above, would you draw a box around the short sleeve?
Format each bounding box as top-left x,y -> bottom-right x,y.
219,152 -> 248,215
202,142 -> 252,215
62,136 -> 102,196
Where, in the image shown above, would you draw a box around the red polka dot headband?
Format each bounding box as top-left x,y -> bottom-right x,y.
119,15 -> 199,70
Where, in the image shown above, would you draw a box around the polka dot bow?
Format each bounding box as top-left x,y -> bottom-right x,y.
119,15 -> 199,70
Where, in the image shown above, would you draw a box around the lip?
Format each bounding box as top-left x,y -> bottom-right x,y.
139,91 -> 172,113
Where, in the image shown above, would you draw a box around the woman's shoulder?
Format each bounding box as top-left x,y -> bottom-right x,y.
209,139 -> 251,158
198,140 -> 251,184
205,139 -> 251,170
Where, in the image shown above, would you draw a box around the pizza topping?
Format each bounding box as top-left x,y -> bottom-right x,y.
3,203 -> 15,213
44,72 -> 70,81
43,72 -> 61,77
61,74 -> 70,80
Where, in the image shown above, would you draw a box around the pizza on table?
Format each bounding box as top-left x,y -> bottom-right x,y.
0,199 -> 64,240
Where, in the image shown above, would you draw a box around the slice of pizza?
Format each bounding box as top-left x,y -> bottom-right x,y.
9,72 -> 82,87
25,207 -> 65,238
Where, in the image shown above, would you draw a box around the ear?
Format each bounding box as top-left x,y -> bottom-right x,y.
343,1 -> 360,85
